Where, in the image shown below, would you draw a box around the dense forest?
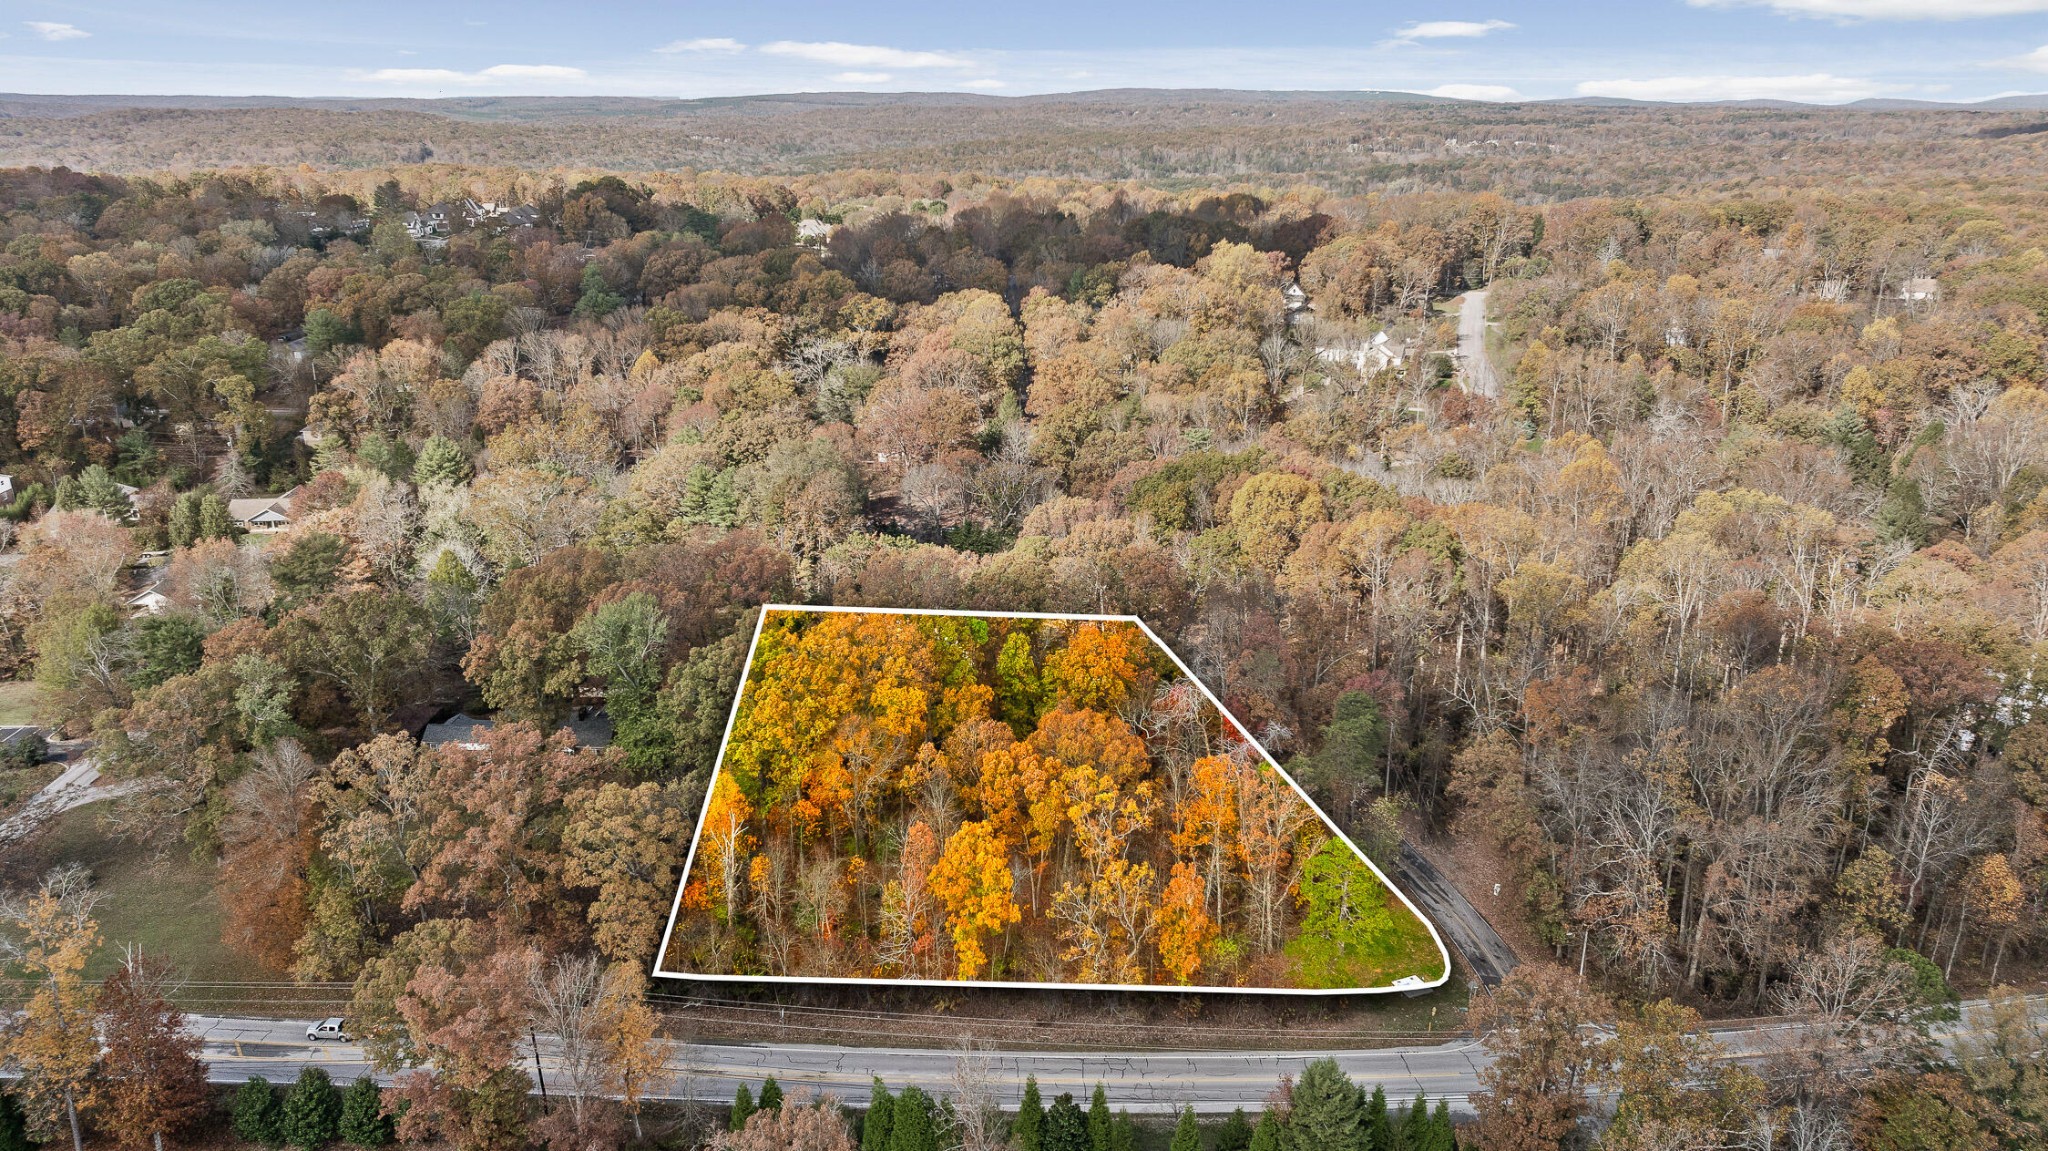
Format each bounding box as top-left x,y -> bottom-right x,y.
665,608 -> 1441,990
0,132 -> 2045,1146
4,94 -> 2048,197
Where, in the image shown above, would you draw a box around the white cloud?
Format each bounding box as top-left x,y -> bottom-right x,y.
1574,72 -> 1901,102
478,63 -> 585,80
961,78 -> 1007,89
1388,19 -> 1514,44
2004,43 -> 2048,71
832,71 -> 892,84
1424,83 -> 1522,101
759,41 -> 973,69
655,37 -> 745,54
359,63 -> 587,86
24,21 -> 89,41
1691,0 -> 2048,17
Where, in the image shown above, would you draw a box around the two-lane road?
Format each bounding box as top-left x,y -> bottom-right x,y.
191,999 -> 2036,1117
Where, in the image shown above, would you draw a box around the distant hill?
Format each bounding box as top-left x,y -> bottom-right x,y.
2,88 -> 2045,194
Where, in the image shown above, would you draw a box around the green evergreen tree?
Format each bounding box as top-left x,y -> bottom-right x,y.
281,1067 -> 343,1149
338,1077 -> 393,1148
196,491 -> 237,541
574,264 -> 623,318
1214,1107 -> 1252,1151
132,613 -> 205,690
354,433 -> 413,481
272,531 -> 347,608
729,1084 -> 756,1132
1044,1094 -> 1089,1151
1397,1093 -> 1429,1151
887,1086 -> 938,1151
168,491 -> 201,548
233,1077 -> 286,1147
1364,1084 -> 1391,1151
1014,1075 -> 1045,1151
1290,1059 -> 1365,1151
1109,1112 -> 1136,1151
0,1089 -> 33,1151
1087,1085 -> 1111,1151
412,435 -> 472,488
758,1075 -> 784,1113
1246,1109 -> 1284,1151
1170,1106 -> 1201,1151
1876,475 -> 1930,547
862,1077 -> 895,1151
1430,1100 -> 1456,1151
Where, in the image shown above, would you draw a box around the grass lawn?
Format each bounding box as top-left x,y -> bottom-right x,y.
15,807 -> 270,983
0,680 -> 42,726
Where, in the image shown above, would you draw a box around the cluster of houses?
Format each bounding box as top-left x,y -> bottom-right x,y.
126,486 -> 301,617
401,199 -> 542,247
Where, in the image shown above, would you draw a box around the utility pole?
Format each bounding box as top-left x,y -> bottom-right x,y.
529,1029 -> 549,1101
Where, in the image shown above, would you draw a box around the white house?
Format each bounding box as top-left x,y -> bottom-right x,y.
227,485 -> 300,532
1897,276 -> 1941,303
796,219 -> 836,246
127,582 -> 169,617
0,475 -> 13,504
1317,330 -> 1407,375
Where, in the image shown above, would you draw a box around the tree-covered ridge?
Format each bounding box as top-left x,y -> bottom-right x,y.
668,609 -> 1442,990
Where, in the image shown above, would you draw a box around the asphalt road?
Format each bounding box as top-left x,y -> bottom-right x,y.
192,998 -> 2038,1118
1455,289 -> 1501,399
1392,843 -> 1518,988
192,1015 -> 1493,1114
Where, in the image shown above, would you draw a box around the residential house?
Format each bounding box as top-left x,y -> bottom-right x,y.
227,485 -> 300,532
1897,276 -> 1941,303
127,582 -> 170,617
419,708 -> 613,753
1316,330 -> 1406,375
0,475 -> 12,504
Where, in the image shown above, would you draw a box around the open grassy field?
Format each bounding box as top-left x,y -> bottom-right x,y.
0,680 -> 42,726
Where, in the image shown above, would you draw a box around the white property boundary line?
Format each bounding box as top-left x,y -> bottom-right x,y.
650,604 -> 1453,997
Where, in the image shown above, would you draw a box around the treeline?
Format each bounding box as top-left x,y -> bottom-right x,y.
3,97 -> 2047,199
717,1071 -> 1454,1151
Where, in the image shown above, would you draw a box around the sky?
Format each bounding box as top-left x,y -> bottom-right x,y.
3,0 -> 2048,104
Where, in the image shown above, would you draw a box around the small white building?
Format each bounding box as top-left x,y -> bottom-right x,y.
0,475 -> 13,504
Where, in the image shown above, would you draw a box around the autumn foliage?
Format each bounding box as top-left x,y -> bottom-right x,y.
666,609 -> 1440,989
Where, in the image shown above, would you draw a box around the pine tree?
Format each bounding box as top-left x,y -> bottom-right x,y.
1170,1106 -> 1201,1151
1013,1075 -> 1044,1151
0,1090 -> 32,1151
1246,1109 -> 1284,1151
862,1077 -> 894,1151
338,1077 -> 392,1148
412,435 -> 472,488
1086,1085 -> 1111,1151
1364,1084 -> 1391,1151
1290,1059 -> 1365,1151
233,1078 -> 285,1147
887,1086 -> 937,1151
1045,1093 -> 1089,1151
1431,1100 -> 1457,1151
729,1084 -> 756,1133
1876,475 -> 1930,546
1396,1093 -> 1429,1151
196,492 -> 236,541
758,1076 -> 784,1114
1109,1112 -> 1136,1151
1215,1107 -> 1252,1151
280,1067 -> 342,1149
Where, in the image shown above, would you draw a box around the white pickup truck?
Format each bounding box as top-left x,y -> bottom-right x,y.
305,1017 -> 351,1042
